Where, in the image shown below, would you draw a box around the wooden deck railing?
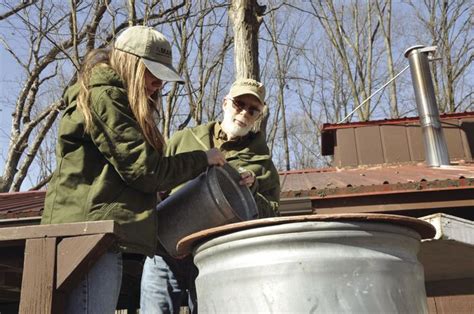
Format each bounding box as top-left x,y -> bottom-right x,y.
0,220 -> 122,313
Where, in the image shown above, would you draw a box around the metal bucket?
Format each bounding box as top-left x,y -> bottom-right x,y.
193,218 -> 431,313
156,164 -> 258,257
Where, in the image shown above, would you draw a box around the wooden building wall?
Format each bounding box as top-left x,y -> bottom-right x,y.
332,116 -> 474,168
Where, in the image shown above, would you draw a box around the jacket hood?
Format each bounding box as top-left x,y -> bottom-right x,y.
64,66 -> 124,107
88,66 -> 124,88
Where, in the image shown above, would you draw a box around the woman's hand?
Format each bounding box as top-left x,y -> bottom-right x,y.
205,148 -> 226,166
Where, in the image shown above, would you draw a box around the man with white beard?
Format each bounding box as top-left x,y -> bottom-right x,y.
140,78 -> 280,314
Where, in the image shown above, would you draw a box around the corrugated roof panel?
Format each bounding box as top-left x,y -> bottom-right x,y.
0,191 -> 45,219
280,163 -> 474,197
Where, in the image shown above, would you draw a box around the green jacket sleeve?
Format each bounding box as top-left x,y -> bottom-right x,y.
89,88 -> 208,193
165,129 -> 186,156
252,162 -> 280,218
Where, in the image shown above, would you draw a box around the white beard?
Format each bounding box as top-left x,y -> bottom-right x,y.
221,109 -> 252,139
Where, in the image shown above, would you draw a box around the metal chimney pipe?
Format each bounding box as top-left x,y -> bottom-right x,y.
404,45 -> 450,167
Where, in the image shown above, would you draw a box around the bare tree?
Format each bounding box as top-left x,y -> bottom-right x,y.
0,0 -> 187,191
0,0 -> 37,21
0,0 -> 109,192
374,0 -> 399,118
263,3 -> 305,170
309,1 -> 386,122
163,0 -> 232,137
404,0 -> 473,112
124,0 -> 263,139
229,0 -> 270,134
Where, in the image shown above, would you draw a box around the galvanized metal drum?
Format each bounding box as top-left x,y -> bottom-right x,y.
181,214 -> 435,313
156,164 -> 258,257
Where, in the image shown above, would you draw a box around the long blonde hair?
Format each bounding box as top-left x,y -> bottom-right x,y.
76,48 -> 165,152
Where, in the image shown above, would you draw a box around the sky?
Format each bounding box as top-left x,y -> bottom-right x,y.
0,42 -> 21,171
0,0 -> 472,190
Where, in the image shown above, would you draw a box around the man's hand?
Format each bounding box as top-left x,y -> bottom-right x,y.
205,148 -> 226,166
239,169 -> 255,187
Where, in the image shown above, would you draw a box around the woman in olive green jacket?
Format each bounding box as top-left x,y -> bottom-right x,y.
42,26 -> 225,313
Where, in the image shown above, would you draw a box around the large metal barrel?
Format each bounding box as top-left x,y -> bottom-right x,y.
183,214 -> 435,313
156,164 -> 258,257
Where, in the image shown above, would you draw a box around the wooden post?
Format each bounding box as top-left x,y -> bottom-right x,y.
19,238 -> 57,314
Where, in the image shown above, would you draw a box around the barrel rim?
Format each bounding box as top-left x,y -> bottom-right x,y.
176,213 -> 436,256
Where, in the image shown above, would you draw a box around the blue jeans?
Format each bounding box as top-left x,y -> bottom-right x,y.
66,251 -> 122,314
140,255 -> 197,314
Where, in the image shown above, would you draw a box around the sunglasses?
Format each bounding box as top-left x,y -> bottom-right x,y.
226,96 -> 262,118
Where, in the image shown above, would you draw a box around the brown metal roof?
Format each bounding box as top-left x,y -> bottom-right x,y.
0,190 -> 45,221
278,163 -> 474,218
279,163 -> 474,197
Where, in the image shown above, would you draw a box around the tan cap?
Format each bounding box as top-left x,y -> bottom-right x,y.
114,26 -> 184,83
229,78 -> 266,106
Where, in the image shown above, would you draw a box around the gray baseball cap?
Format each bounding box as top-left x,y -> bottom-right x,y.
229,78 -> 266,106
115,26 -> 184,84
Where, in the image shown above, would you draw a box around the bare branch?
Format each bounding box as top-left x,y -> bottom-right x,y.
0,0 -> 38,21
11,100 -> 63,191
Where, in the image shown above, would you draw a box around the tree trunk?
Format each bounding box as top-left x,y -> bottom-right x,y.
229,0 -> 268,133
229,0 -> 264,80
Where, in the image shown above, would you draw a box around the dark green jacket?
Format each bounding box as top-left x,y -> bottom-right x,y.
42,66 -> 208,256
166,122 -> 280,217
